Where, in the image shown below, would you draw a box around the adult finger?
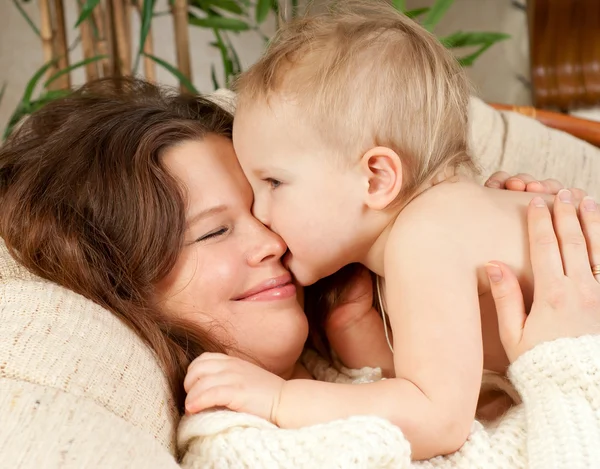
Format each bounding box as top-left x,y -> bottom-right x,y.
485,262 -> 526,361
507,173 -> 542,192
580,197 -> 600,279
553,190 -> 591,279
527,197 -> 565,292
485,171 -> 511,189
326,306 -> 395,377
525,178 -> 564,194
570,188 -> 587,205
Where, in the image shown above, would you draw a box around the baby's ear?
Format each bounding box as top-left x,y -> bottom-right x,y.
359,146 -> 403,210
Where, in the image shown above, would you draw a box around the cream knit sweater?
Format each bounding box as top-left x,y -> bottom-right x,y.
178,340 -> 600,469
1,99 -> 600,468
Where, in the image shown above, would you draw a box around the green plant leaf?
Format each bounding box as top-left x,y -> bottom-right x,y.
211,64 -> 220,90
226,34 -> 242,75
255,0 -> 271,24
75,0 -> 101,27
391,0 -> 405,12
44,55 -> 107,88
213,29 -> 234,86
13,0 -> 41,37
441,31 -> 510,48
192,0 -> 244,15
188,13 -> 250,31
133,0 -> 156,73
143,53 -> 199,94
0,83 -> 6,108
458,43 -> 494,67
3,103 -> 29,140
405,7 -> 430,19
2,89 -> 73,140
23,59 -> 57,105
38,89 -> 73,101
423,0 -> 454,31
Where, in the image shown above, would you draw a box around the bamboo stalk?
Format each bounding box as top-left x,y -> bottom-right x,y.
104,0 -> 120,76
124,0 -> 132,54
143,23 -> 156,82
39,0 -> 57,83
78,1 -> 99,81
52,0 -> 70,89
111,0 -> 131,75
172,0 -> 192,92
93,1 -> 111,77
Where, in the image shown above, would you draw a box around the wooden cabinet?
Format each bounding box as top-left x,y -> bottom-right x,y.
528,0 -> 600,110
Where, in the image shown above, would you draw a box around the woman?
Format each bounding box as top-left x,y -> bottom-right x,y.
0,78 -> 598,467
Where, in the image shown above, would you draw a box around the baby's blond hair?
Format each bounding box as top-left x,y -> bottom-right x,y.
235,0 -> 477,199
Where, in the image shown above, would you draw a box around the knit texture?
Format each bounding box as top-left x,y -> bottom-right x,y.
468,98 -> 600,198
0,240 -> 180,468
179,337 -> 600,469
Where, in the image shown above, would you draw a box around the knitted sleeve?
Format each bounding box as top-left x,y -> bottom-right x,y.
507,335 -> 600,469
178,336 -> 600,469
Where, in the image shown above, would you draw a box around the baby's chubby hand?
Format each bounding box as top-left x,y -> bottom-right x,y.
184,352 -> 285,424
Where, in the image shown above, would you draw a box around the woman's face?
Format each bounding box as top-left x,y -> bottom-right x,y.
156,135 -> 308,378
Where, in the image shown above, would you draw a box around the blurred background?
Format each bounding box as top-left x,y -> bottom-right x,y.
1,0 -> 599,137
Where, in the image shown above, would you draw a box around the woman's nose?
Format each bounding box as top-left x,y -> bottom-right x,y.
247,221 -> 287,266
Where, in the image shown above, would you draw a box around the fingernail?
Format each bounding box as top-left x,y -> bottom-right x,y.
486,180 -> 500,189
558,189 -> 572,203
583,196 -> 597,212
485,263 -> 503,283
527,181 -> 543,192
531,196 -> 546,207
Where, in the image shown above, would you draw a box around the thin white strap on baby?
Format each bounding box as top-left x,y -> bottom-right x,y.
376,276 -> 394,353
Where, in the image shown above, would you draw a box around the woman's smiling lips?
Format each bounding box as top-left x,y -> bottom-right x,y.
233,273 -> 296,301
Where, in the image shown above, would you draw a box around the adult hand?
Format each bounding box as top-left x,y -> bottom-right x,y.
484,172 -> 588,203
485,191 -> 600,362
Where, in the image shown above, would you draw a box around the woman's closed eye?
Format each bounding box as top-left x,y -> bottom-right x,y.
195,227 -> 230,243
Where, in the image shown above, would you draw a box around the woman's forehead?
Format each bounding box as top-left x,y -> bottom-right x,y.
162,136 -> 252,217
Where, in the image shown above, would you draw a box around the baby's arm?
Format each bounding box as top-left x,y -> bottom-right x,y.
276,224 -> 482,459
382,218 -> 484,457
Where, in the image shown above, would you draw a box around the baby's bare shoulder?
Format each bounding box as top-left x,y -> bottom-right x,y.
392,180 -> 487,239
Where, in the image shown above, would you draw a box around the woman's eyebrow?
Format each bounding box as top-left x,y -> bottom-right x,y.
186,205 -> 228,227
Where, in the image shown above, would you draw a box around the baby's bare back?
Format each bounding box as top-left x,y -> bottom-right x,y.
399,178 -> 554,374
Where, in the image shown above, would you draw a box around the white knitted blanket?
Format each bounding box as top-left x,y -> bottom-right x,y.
179,336 -> 600,469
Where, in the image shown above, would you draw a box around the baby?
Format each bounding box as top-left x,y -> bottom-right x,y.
184,1 -> 592,460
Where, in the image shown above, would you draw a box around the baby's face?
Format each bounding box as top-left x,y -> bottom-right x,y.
233,99 -> 365,286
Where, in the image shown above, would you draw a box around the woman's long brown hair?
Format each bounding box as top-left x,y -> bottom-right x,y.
0,78 -> 233,411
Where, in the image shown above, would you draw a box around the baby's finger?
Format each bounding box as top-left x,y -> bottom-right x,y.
186,381 -> 234,414
527,197 -> 564,291
580,197 -> 600,275
486,262 -> 526,361
184,358 -> 229,392
554,190 -> 590,280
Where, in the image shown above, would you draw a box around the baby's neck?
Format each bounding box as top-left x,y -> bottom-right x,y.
361,166 -> 470,276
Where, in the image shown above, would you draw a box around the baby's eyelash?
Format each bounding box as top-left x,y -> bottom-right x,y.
264,178 -> 282,189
